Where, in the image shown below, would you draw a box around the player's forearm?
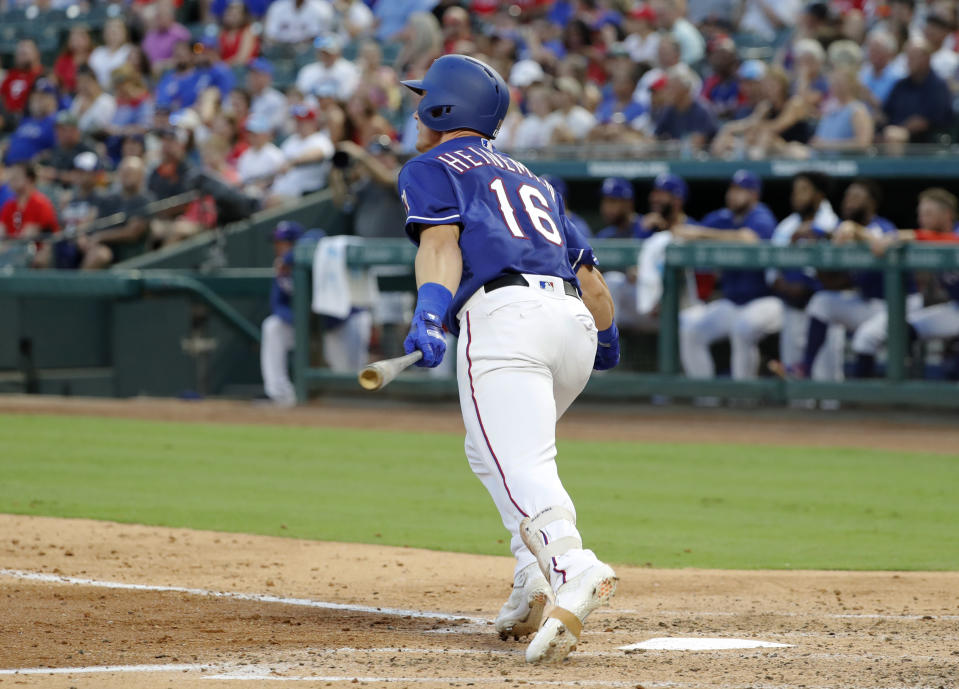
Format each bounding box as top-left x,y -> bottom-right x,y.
415,224 -> 462,295
577,266 -> 614,330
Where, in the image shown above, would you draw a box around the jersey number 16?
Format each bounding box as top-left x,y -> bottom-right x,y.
489,179 -> 563,246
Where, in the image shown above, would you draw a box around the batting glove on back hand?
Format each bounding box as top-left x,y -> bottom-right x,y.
404,282 -> 452,368
594,323 -> 620,370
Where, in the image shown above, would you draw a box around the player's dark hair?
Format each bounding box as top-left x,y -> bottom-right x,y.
849,177 -> 882,207
794,171 -> 831,198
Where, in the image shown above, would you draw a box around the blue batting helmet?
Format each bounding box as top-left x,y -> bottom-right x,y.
401,54 -> 510,139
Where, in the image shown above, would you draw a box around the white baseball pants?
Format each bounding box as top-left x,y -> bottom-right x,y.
911,301 -> 959,339
807,291 -> 922,358
323,309 -> 373,372
456,277 -> 600,582
853,296 -> 944,356
780,306 -> 845,381
261,314 -> 296,405
680,296 -> 783,380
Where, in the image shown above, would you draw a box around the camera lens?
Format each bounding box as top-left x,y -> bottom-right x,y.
332,150 -> 351,169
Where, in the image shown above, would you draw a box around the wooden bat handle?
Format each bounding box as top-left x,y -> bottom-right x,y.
358,351 -> 424,391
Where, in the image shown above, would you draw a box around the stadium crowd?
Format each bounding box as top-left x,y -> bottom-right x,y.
0,0 -> 957,390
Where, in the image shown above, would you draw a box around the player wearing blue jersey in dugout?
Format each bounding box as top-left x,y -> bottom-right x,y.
398,55 -> 620,665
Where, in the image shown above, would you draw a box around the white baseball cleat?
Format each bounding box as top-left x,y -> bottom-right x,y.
525,562 -> 618,664
494,563 -> 554,641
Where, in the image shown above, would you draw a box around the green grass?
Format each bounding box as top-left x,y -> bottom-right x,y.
1,413 -> 956,570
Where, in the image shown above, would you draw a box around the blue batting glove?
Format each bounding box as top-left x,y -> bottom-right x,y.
594,322 -> 620,371
404,282 -> 452,368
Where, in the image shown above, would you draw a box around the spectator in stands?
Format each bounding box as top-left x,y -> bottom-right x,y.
154,41 -> 200,113
198,135 -> 240,185
590,67 -> 648,142
701,34 -> 742,121
70,66 -> 117,137
35,111 -> 95,190
767,172 -> 843,381
826,39 -> 863,72
263,0 -> 335,45
623,3 -> 660,65
802,66 -> 875,155
735,65 -> 812,158
143,0 -> 191,76
334,0 -> 375,40
650,0 -> 705,64
0,163 -> 59,268
343,91 -> 396,147
80,155 -> 153,267
219,0 -> 260,65
247,59 -> 288,135
191,38 -> 236,121
737,0 -> 801,42
355,41 -> 400,114
53,25 -> 93,95
678,170 -> 778,381
104,67 -> 154,165
859,29 -> 905,112
547,77 -> 597,143
3,81 -> 58,166
732,59 -> 767,120
654,64 -> 718,149
0,161 -> 12,210
441,5 -> 472,54
793,38 -> 829,109
393,11 -> 443,78
0,39 -> 44,131
880,0 -> 918,49
853,187 -> 959,378
922,13 -> 958,84
270,105 -> 334,203
510,85 -> 556,150
57,151 -> 104,268
328,136 -> 405,238
882,37 -> 953,145
596,177 -> 647,239
237,115 -> 284,197
226,88 -> 252,130
147,127 -> 201,246
89,18 -> 134,89
374,0 -> 439,42
296,34 -> 360,101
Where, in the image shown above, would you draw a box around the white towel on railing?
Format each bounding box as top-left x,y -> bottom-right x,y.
311,236 -> 377,318
636,231 -> 701,314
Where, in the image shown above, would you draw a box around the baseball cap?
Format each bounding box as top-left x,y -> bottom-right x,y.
649,74 -> 669,92
249,57 -> 274,76
629,4 -> 656,22
601,177 -> 634,200
313,34 -> 343,53
738,59 -> 767,81
55,110 -> 79,127
653,173 -> 688,201
33,78 -> 57,95
193,34 -> 219,52
731,169 -> 762,192
73,151 -> 100,171
291,104 -> 317,120
272,220 -> 305,242
245,114 -> 272,133
509,59 -> 545,88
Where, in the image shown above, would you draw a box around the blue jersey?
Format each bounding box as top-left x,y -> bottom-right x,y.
4,115 -> 56,165
701,202 -> 777,305
399,135 -> 586,335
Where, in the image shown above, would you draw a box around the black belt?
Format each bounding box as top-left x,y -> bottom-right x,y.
484,274 -> 580,299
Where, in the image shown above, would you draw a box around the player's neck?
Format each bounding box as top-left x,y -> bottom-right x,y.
438,129 -> 484,145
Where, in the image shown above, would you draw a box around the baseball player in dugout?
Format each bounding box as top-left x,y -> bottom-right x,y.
398,54 -> 619,665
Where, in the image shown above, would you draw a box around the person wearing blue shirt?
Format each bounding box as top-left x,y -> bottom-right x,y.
654,64 -> 719,149
260,221 -> 305,407
154,41 -> 201,112
882,38 -> 953,144
3,82 -> 58,165
799,179 -> 923,381
678,170 -> 779,381
192,37 -> 235,101
596,177 -> 650,239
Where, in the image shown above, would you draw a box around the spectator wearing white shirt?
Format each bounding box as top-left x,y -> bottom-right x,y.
247,59 -> 288,134
509,85 -> 556,150
263,0 -> 335,45
236,115 -> 285,197
71,65 -> 117,135
923,13 -> 959,85
651,0 -> 705,65
737,0 -> 801,43
623,4 -> 660,66
89,18 -> 133,89
546,77 -> 596,143
295,34 -> 360,101
270,105 -> 335,202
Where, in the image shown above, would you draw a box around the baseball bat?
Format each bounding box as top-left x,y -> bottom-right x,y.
358,351 -> 423,391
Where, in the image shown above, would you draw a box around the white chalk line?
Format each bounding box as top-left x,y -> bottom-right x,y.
0,568 -> 488,624
0,663 -> 210,676
596,608 -> 959,622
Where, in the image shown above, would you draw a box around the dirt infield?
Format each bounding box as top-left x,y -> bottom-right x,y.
1,396 -> 958,688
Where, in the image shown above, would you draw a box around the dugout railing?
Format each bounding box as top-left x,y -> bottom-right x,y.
290,237 -> 959,407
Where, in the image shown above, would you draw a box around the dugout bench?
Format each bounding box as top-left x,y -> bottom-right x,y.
291,238 -> 959,408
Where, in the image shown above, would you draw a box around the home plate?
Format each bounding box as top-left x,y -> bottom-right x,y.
619,638 -> 793,651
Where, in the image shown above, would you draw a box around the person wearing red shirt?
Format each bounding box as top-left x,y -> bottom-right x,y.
0,39 -> 44,127
219,0 -> 260,65
0,163 -> 59,239
53,26 -> 94,95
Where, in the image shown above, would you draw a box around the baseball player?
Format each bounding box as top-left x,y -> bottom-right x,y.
798,179 -> 922,380
766,172 -> 844,381
398,54 -> 619,665
851,187 -> 959,376
678,170 -> 779,380
260,220 -> 304,407
596,177 -> 650,239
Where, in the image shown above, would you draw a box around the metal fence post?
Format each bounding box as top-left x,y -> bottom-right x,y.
293,257 -> 311,403
883,247 -> 906,382
658,264 -> 681,375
